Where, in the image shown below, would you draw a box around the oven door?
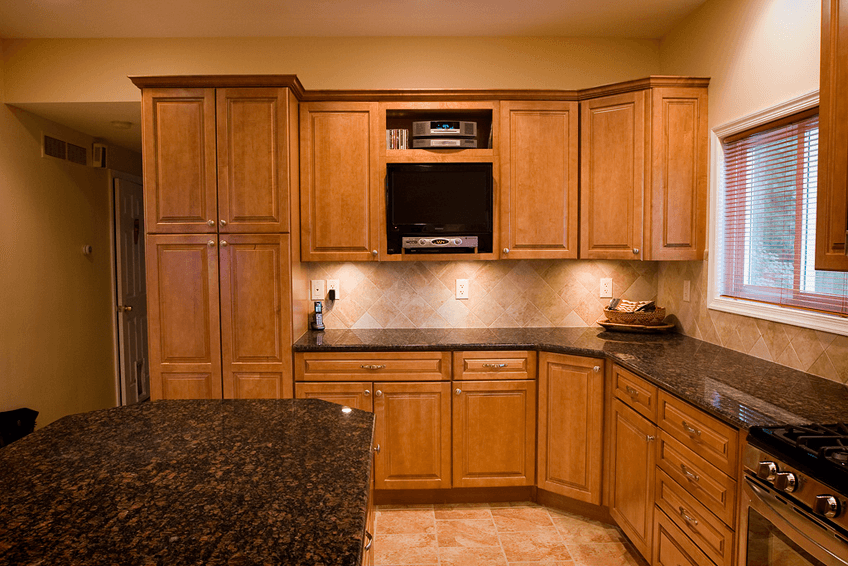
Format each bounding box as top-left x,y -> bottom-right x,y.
740,476 -> 848,566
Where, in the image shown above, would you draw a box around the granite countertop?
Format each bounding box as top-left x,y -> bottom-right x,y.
0,399 -> 375,566
294,327 -> 848,430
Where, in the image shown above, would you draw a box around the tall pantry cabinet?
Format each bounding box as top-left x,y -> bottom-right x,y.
135,78 -> 306,400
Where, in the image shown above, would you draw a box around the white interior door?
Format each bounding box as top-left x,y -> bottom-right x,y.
115,178 -> 149,404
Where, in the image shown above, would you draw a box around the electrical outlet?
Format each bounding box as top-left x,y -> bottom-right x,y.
456,279 -> 469,300
683,280 -> 691,302
600,278 -> 613,298
327,279 -> 340,300
311,280 -> 325,301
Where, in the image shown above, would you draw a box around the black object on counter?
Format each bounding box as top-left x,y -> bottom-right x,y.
0,408 -> 38,448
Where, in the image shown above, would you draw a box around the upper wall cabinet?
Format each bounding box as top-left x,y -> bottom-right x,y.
300,102 -> 381,262
816,0 -> 848,271
580,84 -> 708,261
142,87 -> 292,234
499,101 -> 579,259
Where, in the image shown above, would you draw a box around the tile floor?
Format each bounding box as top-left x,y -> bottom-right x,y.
373,501 -> 645,566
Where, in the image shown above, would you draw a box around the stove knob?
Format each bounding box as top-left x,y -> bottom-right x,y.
757,461 -> 778,482
774,472 -> 797,493
813,495 -> 840,518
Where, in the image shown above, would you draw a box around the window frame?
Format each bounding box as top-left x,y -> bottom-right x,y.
708,90 -> 848,337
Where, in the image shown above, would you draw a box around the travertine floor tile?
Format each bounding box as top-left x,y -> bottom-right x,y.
551,513 -> 624,544
439,546 -> 509,566
375,509 -> 436,534
492,507 -> 555,532
567,542 -> 642,566
374,533 -> 439,565
436,518 -> 499,547
499,530 -> 573,562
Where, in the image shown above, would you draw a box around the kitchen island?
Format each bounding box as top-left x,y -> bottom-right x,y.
0,399 -> 375,566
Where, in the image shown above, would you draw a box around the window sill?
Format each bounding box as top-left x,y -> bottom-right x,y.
708,295 -> 848,337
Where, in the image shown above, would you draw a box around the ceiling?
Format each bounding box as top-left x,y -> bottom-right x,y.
1,0 -> 708,153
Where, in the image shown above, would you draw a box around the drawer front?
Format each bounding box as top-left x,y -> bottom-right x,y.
655,468 -> 734,566
612,364 -> 658,421
653,508 -> 717,566
295,382 -> 374,412
295,351 -> 451,382
658,391 -> 738,476
453,351 -> 537,380
657,430 -> 737,526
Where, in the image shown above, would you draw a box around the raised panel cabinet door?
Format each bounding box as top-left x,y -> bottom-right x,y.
295,382 -> 374,412
537,353 -> 604,503
300,102 -> 380,261
816,0 -> 848,270
146,234 -> 222,399
452,380 -> 536,488
373,382 -> 452,490
609,399 -> 657,560
142,88 -> 217,234
580,91 -> 646,260
499,101 -> 579,259
645,87 -> 708,260
219,234 -> 293,399
216,88 -> 290,233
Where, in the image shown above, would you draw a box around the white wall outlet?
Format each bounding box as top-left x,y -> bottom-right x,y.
327,279 -> 340,300
456,279 -> 469,300
600,278 -> 613,298
311,280 -> 325,301
683,280 -> 691,302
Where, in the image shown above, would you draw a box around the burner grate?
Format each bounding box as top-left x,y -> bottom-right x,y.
773,423 -> 848,466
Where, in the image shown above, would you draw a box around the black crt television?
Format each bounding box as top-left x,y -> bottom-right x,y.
386,162 -> 493,254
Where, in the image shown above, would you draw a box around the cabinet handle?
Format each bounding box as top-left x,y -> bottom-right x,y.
364,530 -> 373,551
503,248 -> 510,254
206,219 -> 215,227
455,388 -> 462,395
207,240 -> 216,247
220,241 -> 228,247
646,435 -> 656,442
593,366 -> 601,373
679,506 -> 699,527
372,444 -> 381,454
681,420 -> 702,438
117,305 -> 133,313
374,390 -> 382,397
625,385 -> 639,397
632,248 -> 640,254
483,363 -> 507,369
364,389 -> 371,397
371,250 -> 378,256
681,464 -> 700,483
360,364 -> 385,370
219,219 -> 227,227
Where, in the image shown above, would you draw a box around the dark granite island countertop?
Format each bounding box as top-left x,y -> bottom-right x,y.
0,399 -> 375,566
293,327 -> 848,430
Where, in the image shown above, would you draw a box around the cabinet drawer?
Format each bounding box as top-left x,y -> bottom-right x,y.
657,430 -> 737,526
295,382 -> 374,412
295,351 -> 451,382
453,351 -> 537,380
658,391 -> 739,476
655,468 -> 734,566
612,364 -> 658,421
653,508 -> 717,566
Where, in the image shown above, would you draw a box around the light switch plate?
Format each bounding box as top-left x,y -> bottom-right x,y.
327,279 -> 340,300
456,279 -> 469,300
600,278 -> 613,298
311,280 -> 325,301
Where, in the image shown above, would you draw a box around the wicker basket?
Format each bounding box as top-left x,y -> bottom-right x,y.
603,306 -> 666,325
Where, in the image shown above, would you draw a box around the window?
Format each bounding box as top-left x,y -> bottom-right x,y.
715,106 -> 848,325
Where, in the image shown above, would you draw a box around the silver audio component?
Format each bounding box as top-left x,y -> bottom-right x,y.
402,236 -> 478,249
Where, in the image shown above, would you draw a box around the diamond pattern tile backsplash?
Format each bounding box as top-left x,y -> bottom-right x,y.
307,259 -> 658,330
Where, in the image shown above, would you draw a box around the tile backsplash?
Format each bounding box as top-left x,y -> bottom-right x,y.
307,260 -> 658,330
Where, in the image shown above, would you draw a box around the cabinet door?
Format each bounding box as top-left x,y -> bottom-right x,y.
580,91 -> 646,260
219,234 -> 293,399
142,88 -> 217,234
609,399 -> 656,560
645,87 -> 708,260
295,382 -> 374,412
300,102 -> 380,261
216,88 -> 290,233
816,0 -> 848,271
146,234 -> 222,399
499,101 -> 579,259
452,380 -> 536,487
373,382 -> 451,489
537,353 -> 604,503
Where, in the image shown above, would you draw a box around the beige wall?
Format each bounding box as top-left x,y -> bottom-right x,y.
657,0 -> 848,387
2,37 -> 661,103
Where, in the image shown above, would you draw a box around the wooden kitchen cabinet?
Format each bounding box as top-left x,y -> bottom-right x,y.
816,0 -> 848,271
295,382 -> 374,412
499,101 -> 579,259
609,398 -> 657,560
373,381 -> 452,490
580,83 -> 708,260
537,352 -> 604,504
300,101 -> 381,261
452,380 -> 536,487
147,234 -> 293,400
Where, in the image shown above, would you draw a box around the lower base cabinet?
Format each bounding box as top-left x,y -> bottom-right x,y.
653,508 -> 715,566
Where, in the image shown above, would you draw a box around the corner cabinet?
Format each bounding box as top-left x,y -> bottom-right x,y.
300,102 -> 381,261
816,0 -> 848,271
580,83 -> 708,260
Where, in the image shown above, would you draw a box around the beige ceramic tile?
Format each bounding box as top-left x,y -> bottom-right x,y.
438,546 -> 508,566
436,519 -> 500,547
434,506 -> 493,520
550,514 -> 623,544
374,533 -> 439,565
375,509 -> 436,535
566,542 -> 641,566
499,530 -> 572,562
491,507 -> 555,532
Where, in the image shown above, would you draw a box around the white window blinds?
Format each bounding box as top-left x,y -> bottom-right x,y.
719,111 -> 848,317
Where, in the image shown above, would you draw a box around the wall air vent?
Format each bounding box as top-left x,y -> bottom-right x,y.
66,143 -> 87,165
43,135 -> 66,160
42,134 -> 89,166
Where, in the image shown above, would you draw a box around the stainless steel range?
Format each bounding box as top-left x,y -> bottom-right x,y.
741,424 -> 848,566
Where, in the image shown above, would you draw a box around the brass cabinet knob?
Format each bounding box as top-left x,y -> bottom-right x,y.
117,305 -> 133,313
372,250 -> 378,256
220,241 -> 228,247
207,219 -> 215,227
633,248 -> 640,254
503,248 -> 510,254
207,240 -> 216,247
219,219 -> 227,227
374,390 -> 382,397
593,366 -> 601,373
364,389 -> 371,397
455,388 -> 462,395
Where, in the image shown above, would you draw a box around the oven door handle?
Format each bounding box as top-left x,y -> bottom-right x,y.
745,477 -> 848,566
